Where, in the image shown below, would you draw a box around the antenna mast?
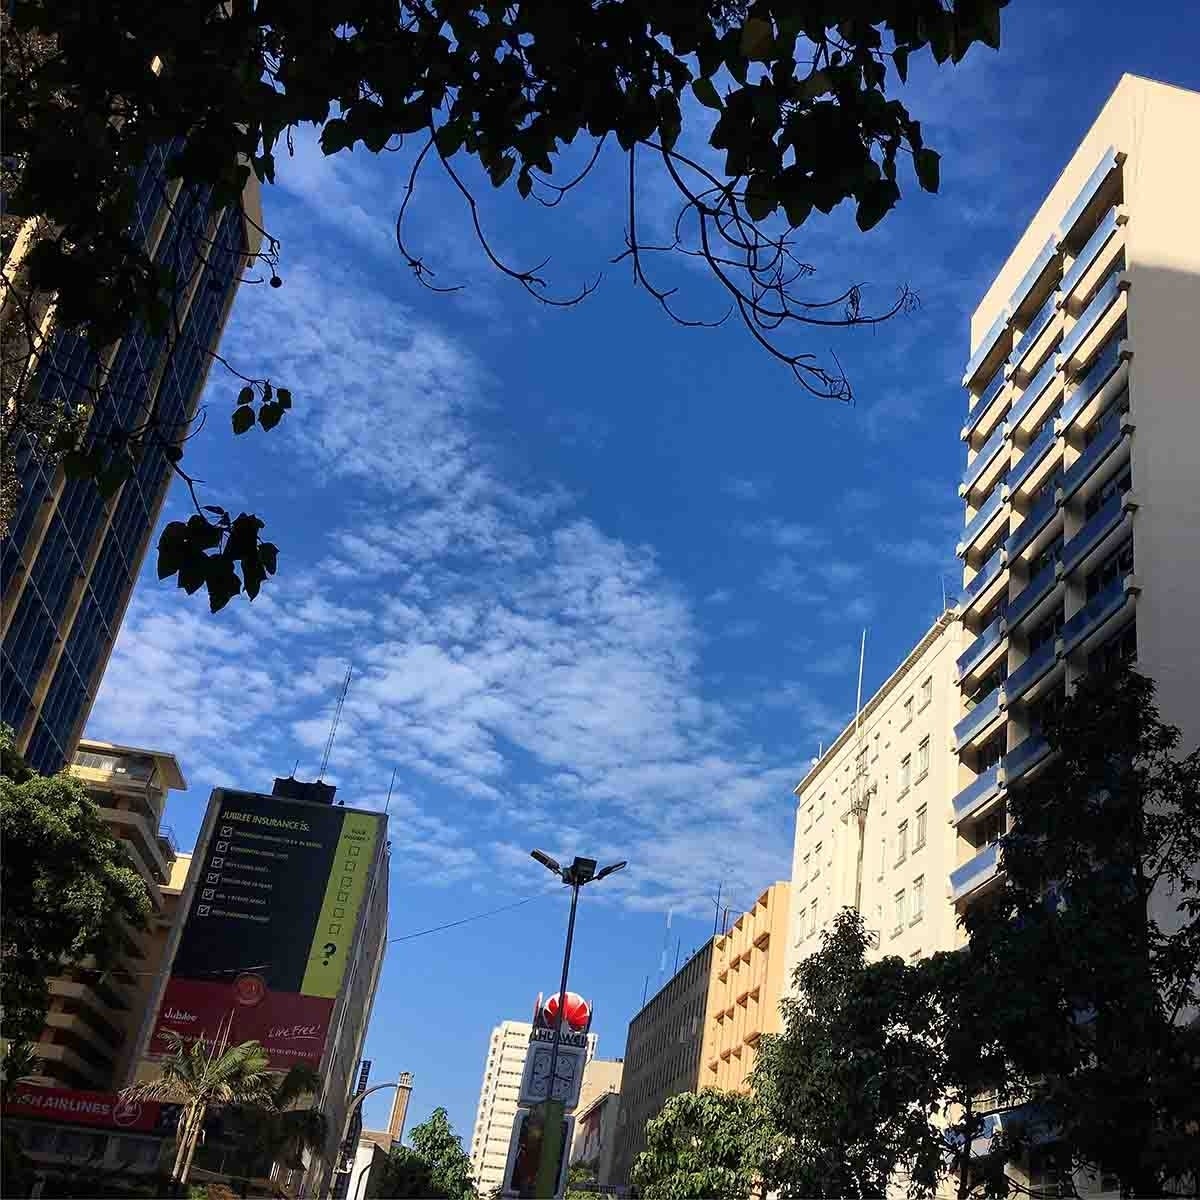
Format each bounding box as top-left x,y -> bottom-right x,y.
319,664 -> 353,780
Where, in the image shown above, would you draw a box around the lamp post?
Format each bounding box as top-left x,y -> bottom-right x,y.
527,851 -> 625,1198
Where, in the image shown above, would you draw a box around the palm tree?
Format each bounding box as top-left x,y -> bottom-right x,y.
225,1064 -> 328,1197
123,1017 -> 274,1193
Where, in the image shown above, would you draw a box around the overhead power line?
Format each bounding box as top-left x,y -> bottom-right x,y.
387,892 -> 551,945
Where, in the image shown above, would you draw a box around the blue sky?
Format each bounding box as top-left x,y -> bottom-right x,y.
87,0 -> 1199,1145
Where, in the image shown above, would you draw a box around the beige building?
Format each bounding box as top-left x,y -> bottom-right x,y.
469,1020 -> 599,1194
701,882 -> 790,1091
786,613 -> 965,985
609,941 -> 713,1187
26,739 -> 186,1091
952,74 -> 1200,926
570,1058 -> 623,1182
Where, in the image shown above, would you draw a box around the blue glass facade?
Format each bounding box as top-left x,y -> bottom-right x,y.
2,148 -> 247,774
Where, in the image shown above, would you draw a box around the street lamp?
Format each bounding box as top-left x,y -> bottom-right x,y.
528,851 -> 625,1197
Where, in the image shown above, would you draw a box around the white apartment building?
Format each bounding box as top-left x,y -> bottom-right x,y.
468,1019 -> 597,1193
785,612 -> 965,988
951,74 -> 1200,922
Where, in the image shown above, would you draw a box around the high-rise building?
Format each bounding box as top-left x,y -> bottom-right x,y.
608,941 -> 713,1188
130,778 -> 390,1197
1,149 -> 262,776
785,613 -> 965,984
700,881 -> 790,1091
468,1019 -> 599,1194
27,739 -> 186,1092
951,74 -> 1200,924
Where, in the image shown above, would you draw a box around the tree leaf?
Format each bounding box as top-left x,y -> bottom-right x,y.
276,387 -> 292,410
232,406 -> 255,435
692,77 -> 723,110
740,17 -> 773,61
914,147 -> 940,193
258,401 -> 283,431
237,385 -> 255,406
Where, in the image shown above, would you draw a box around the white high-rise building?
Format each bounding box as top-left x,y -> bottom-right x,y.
468,1018 -> 597,1193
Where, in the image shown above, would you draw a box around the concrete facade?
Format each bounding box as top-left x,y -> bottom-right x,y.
786,614 -> 965,986
571,1088 -> 622,1186
608,941 -> 713,1187
952,75 -> 1200,927
26,739 -> 186,1091
701,882 -> 790,1092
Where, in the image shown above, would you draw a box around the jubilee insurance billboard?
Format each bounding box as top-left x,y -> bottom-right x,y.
151,789 -> 384,1069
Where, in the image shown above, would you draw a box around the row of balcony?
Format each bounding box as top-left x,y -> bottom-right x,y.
950,841 -> 1000,902
951,733 -> 1056,828
1061,269 -> 1127,364
1062,332 -> 1128,431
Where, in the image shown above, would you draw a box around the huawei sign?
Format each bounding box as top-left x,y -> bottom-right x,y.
534,991 -> 592,1033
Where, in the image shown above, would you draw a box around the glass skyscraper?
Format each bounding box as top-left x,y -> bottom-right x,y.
1,145 -> 261,773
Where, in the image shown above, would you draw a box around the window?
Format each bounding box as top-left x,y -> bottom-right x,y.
917,737 -> 930,781
900,754 -> 912,794
893,890 -> 906,935
911,876 -> 925,924
920,676 -> 932,710
809,898 -> 819,937
896,820 -> 908,865
915,805 -> 927,851
855,748 -> 867,779
812,844 -> 822,881
801,853 -> 810,888
803,805 -> 813,833
902,696 -> 914,728
815,792 -> 825,819
871,732 -> 880,761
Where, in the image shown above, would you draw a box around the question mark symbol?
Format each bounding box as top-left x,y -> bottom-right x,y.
322,942 -> 337,965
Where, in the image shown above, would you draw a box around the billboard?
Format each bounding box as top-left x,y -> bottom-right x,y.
152,789 -> 384,1068
2,1086 -> 178,1136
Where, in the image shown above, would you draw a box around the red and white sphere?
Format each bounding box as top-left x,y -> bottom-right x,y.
542,991 -> 591,1031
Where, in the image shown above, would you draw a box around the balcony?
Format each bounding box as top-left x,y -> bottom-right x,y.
963,310 -> 1011,388
954,686 -> 1005,752
1061,576 -> 1135,655
1013,290 -> 1061,376
1004,734 -> 1053,788
961,422 -> 1008,496
1061,270 -> 1126,365
1062,206 -> 1125,299
956,612 -> 1006,682
1057,147 -> 1121,245
1061,492 -> 1129,576
963,364 -> 1010,442
957,487 -> 1005,558
951,841 -> 1001,903
952,766 -> 1004,825
1008,352 -> 1061,434
1006,639 -> 1060,705
1060,413 -> 1129,503
1006,489 -> 1060,563
1007,422 -> 1061,500
962,550 -> 1005,614
1062,332 -> 1127,431
1007,559 -> 1060,629
1009,237 -> 1059,317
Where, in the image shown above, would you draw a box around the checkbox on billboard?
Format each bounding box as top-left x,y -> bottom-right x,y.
337,891 -> 349,902
207,873 -> 219,884
197,905 -> 211,916
344,860 -> 356,871
327,923 -> 342,935
349,845 -> 361,856
333,907 -> 345,918
211,857 -> 224,868
216,841 -> 229,852
221,826 -> 232,836
202,889 -> 214,900
340,876 -> 352,888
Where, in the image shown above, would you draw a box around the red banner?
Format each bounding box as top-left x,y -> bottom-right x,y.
2,1085 -> 177,1135
152,977 -> 335,1068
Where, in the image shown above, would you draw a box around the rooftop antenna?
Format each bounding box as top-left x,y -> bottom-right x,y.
318,664 -> 353,781
384,766 -> 397,814
712,882 -> 722,937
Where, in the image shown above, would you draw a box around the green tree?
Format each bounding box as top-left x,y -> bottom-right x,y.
407,1107 -> 477,1200
963,667 -> 1200,1198
564,1161 -> 601,1199
2,0 -> 1008,610
223,1063 -> 328,1196
123,1026 -> 275,1192
0,728 -> 152,1044
372,1145 -> 445,1199
631,1088 -> 764,1200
